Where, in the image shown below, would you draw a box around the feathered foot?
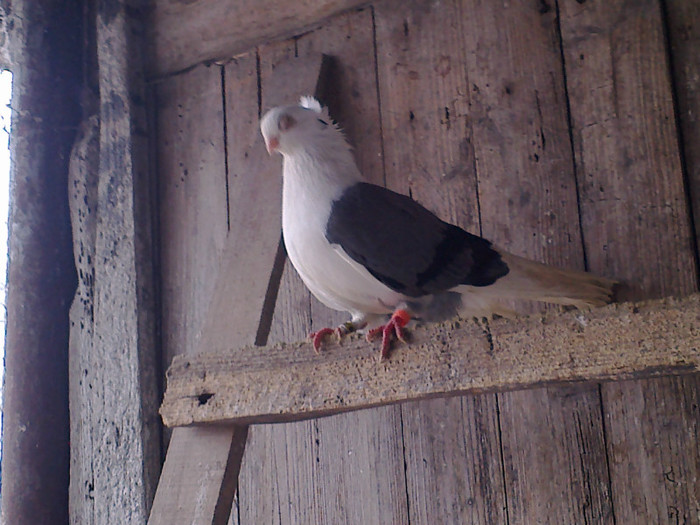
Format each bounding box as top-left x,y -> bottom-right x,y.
366,309 -> 411,360
310,321 -> 358,353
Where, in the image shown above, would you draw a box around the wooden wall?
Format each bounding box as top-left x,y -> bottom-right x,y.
154,0 -> 700,523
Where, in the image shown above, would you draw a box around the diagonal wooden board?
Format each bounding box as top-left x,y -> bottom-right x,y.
148,53 -> 326,525
161,293 -> 700,427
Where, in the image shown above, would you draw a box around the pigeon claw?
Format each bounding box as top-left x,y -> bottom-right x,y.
310,327 -> 335,353
366,309 -> 411,360
310,323 -> 357,353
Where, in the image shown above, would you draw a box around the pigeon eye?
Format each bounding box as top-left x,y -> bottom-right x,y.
279,114 -> 296,131
317,118 -> 328,127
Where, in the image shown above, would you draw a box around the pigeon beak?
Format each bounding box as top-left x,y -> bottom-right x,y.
266,136 -> 279,156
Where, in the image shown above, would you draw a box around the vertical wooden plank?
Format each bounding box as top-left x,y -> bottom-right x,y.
157,64 -> 228,370
559,0 -> 700,521
665,0 -> 700,260
458,0 -> 616,520
150,62 -> 234,525
68,3 -> 162,522
378,0 -> 614,522
152,51 -> 328,525
497,386 -> 612,521
560,0 -> 697,301
237,8 -> 410,524
374,1 -> 507,523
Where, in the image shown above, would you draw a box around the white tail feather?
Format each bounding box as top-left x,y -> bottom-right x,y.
456,250 -> 616,317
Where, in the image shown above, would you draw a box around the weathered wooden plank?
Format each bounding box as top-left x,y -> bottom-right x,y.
433,1 -> 613,522
157,63 -> 228,375
373,1 -> 506,522
161,294 -> 700,426
559,0 -> 700,521
399,395 -> 506,524
149,60 -> 233,525
666,0 -> 700,260
560,0 -> 696,300
68,2 -> 162,523
151,51 -> 299,525
237,10 -> 410,523
148,0 -> 368,76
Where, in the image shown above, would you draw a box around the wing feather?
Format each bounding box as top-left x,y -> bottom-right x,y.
325,183 -> 509,297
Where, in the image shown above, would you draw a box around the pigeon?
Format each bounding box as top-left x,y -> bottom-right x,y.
260,96 -> 615,359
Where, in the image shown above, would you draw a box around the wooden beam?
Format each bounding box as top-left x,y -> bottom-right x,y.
160,294 -> 700,427
147,0 -> 368,77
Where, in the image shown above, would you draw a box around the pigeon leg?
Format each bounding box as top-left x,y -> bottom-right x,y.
366,309 -> 411,360
309,320 -> 363,353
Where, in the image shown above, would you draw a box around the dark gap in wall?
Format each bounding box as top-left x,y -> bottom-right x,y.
397,406 -> 414,523
370,5 -> 388,188
220,65 -> 231,231
597,383 -> 618,525
553,0 -> 591,273
658,0 -> 700,284
494,391 -> 512,525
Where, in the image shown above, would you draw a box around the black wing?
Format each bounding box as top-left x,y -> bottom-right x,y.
325,183 -> 509,297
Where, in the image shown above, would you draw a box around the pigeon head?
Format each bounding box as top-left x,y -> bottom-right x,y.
260,96 -> 340,156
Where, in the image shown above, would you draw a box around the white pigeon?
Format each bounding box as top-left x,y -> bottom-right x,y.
260,96 -> 615,359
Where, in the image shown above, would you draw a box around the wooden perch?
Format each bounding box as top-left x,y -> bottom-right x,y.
160,294 -> 700,427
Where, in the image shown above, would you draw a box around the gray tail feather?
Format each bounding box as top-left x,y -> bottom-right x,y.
491,251 -> 616,308
454,251 -> 616,318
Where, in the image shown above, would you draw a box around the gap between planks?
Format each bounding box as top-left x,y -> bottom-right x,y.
161,293 -> 700,427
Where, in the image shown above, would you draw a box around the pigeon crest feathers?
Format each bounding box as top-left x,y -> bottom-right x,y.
300,96 -> 336,128
299,96 -> 323,113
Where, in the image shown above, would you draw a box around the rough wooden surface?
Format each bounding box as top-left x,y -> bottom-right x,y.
67,2 -> 162,523
148,62 -> 233,525
161,294 -> 700,427
374,1 -> 612,522
373,2 -> 507,521
149,51 -> 325,525
148,0 -> 368,76
236,11 -> 410,524
666,0 -> 700,261
559,0 -> 700,521
148,0 -> 700,522
157,63 -> 229,378
454,1 -> 614,521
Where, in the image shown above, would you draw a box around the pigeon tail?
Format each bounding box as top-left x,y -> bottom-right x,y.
458,250 -> 616,313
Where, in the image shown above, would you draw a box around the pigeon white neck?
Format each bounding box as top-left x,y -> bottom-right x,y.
281,131 -> 362,196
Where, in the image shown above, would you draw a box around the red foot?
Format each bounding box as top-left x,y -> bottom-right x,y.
310,327 -> 335,353
310,323 -> 355,353
366,309 -> 411,360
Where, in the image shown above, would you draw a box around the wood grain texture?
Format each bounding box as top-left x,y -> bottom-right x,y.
148,0 -> 368,76
559,0 -> 700,521
68,3 -> 162,523
666,0 -> 700,263
156,63 -> 228,371
161,294 -> 700,426
560,0 -> 696,301
390,1 -> 612,522
237,10 -> 410,524
149,61 -> 233,525
150,53 -> 292,525
373,1 -> 506,522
